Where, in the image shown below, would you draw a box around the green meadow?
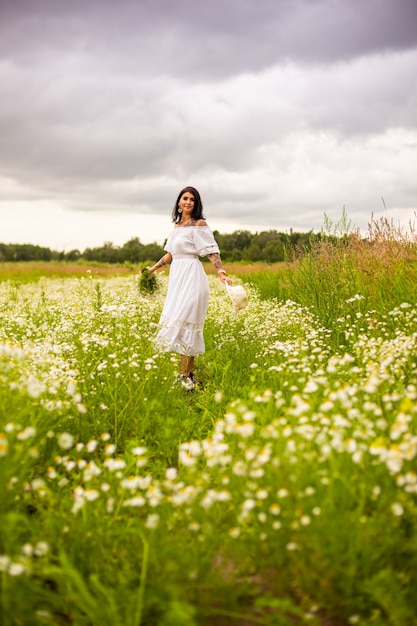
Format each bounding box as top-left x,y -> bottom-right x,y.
1,217 -> 417,625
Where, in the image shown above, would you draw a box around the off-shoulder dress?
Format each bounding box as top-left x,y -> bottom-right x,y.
155,223 -> 220,356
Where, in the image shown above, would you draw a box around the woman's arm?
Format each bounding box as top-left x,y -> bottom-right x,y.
148,252 -> 172,274
207,252 -> 232,285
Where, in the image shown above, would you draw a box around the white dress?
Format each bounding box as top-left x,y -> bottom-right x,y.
155,224 -> 220,356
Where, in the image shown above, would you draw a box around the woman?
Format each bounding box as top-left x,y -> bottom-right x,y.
148,186 -> 232,390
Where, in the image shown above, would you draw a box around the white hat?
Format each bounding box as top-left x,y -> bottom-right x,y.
225,283 -> 249,313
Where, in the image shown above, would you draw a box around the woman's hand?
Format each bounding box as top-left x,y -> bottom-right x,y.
219,272 -> 232,286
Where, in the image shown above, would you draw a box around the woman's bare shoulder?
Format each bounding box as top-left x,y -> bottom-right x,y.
195,219 -> 208,227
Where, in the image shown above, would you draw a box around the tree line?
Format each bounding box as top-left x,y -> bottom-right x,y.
0,229 -> 319,265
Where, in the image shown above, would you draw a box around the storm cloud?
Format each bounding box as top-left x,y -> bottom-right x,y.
1,0 -> 416,249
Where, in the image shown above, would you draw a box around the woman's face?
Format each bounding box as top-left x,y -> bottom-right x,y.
179,192 -> 195,218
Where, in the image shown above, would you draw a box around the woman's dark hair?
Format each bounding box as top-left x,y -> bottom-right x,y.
172,186 -> 205,224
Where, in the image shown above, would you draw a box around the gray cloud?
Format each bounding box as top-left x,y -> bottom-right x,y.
0,0 -> 416,245
1,0 -> 417,76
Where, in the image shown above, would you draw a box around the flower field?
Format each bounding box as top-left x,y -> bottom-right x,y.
1,248 -> 417,625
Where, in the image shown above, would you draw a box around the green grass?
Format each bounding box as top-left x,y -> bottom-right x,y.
0,261 -> 131,283
1,233 -> 417,625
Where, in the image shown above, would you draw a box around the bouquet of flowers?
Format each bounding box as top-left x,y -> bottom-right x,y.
138,266 -> 157,294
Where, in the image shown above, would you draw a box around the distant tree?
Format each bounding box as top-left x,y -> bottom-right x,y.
0,228 -> 332,266
140,242 -> 165,263
120,238 -> 144,263
0,244 -> 9,262
10,244 -> 52,261
65,249 -> 82,262
83,242 -> 121,263
245,243 -> 262,260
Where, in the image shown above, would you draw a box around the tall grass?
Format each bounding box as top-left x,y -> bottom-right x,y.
246,214 -> 417,330
1,235 -> 417,625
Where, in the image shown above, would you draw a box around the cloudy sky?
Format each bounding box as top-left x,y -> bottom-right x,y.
1,0 -> 416,251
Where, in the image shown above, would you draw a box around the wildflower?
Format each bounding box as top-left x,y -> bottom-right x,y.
22,544 -> 34,557
242,498 -> 256,512
0,556 -> 11,571
391,502 -> 404,517
200,490 -> 218,508
304,380 -> 319,393
372,486 -> 381,499
17,426 -> 36,440
300,515 -> 311,526
104,458 -> 126,471
249,468 -> 265,479
178,450 -> 196,466
86,439 -> 98,453
170,485 -> 197,506
183,441 -> 202,456
132,446 -> 147,456
229,527 -> 241,538
57,433 -> 74,450
120,476 -> 152,490
217,490 -> 231,501
230,422 -> 254,438
34,542 -> 49,557
165,467 -> 178,480
27,376 -> 46,398
145,514 -> 160,529
232,461 -> 247,476
47,468 -> 57,479
71,495 -> 86,514
83,461 -> 102,481
66,379 -> 77,396
8,562 -> 26,576
84,489 -> 99,501
319,401 -> 334,412
385,450 -> 403,474
30,479 -> 47,492
345,438 -> 357,453
123,496 -> 146,507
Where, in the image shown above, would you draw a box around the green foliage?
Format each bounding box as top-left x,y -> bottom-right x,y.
247,214 -> 417,335
1,242 -> 417,624
138,267 -> 157,295
0,242 -> 56,262
1,229 -> 316,265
